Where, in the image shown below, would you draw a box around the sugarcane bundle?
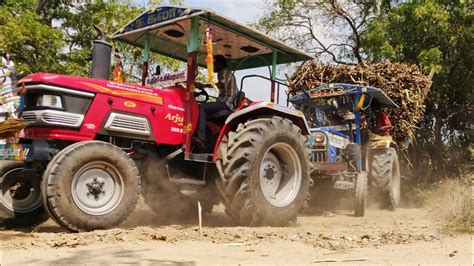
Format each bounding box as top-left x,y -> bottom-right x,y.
0,118 -> 27,139
288,61 -> 433,143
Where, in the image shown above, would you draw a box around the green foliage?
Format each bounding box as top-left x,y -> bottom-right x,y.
363,0 -> 473,179
0,0 -> 66,74
0,0 -> 183,81
255,0 -> 397,64
60,1 -> 142,76
362,0 -> 452,72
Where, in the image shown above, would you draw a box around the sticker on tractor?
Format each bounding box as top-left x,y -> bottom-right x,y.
168,104 -> 185,112
121,7 -> 198,34
146,71 -> 187,88
123,101 -> 137,108
84,123 -> 96,130
165,113 -> 184,125
327,133 -> 350,149
171,127 -> 183,133
309,87 -> 344,98
0,144 -> 33,161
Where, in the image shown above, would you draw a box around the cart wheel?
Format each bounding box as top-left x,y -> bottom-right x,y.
354,171 -> 367,217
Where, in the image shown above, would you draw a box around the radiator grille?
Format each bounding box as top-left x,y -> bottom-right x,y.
21,112 -> 36,124
311,150 -> 326,163
41,112 -> 82,127
104,113 -> 150,136
21,110 -> 83,128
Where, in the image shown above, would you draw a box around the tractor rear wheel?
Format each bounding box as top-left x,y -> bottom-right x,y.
0,161 -> 48,227
354,172 -> 367,217
369,147 -> 400,210
42,141 -> 141,232
216,116 -> 311,226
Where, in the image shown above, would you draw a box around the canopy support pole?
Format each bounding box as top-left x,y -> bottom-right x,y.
141,34 -> 151,86
271,49 -> 277,103
184,16 -> 200,159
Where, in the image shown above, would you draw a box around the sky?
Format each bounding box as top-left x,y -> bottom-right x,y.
133,0 -> 298,104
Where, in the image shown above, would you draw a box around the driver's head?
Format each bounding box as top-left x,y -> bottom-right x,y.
213,55 -> 227,72
371,99 -> 381,111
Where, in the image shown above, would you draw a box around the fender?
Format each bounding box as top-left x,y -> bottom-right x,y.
212,101 -> 310,162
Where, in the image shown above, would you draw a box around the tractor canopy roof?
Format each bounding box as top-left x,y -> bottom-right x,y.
288,83 -> 399,108
111,6 -> 312,70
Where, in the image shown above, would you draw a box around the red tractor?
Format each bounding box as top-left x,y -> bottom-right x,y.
0,6 -> 313,231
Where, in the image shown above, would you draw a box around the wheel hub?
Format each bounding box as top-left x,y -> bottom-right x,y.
72,162 -> 124,216
9,182 -> 32,200
1,168 -> 43,213
86,178 -> 105,199
263,164 -> 277,180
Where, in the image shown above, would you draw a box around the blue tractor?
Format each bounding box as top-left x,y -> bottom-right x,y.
289,83 -> 401,216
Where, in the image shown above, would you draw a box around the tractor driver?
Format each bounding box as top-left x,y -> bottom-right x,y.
194,55 -> 238,145
371,100 -> 393,136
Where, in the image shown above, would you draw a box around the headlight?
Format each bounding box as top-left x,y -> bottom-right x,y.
313,132 -> 326,143
37,95 -> 62,109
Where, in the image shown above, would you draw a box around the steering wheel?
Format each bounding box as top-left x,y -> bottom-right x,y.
194,87 -> 209,103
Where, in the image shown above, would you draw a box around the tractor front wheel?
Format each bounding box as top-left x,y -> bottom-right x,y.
42,141 -> 141,232
354,171 -> 368,217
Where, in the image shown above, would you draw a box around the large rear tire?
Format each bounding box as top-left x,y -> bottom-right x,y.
369,147 -> 400,210
42,141 -> 141,232
216,117 -> 311,226
0,161 -> 48,227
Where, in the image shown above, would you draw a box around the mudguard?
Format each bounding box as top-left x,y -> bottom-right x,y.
212,101 -> 310,161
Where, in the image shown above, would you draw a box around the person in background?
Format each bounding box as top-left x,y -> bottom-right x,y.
0,52 -> 21,143
194,55 -> 238,145
2,52 -> 16,84
371,100 -> 393,136
0,52 -> 17,117
112,52 -> 124,83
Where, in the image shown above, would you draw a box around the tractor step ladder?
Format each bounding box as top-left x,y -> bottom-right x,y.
186,152 -> 213,163
168,177 -> 206,186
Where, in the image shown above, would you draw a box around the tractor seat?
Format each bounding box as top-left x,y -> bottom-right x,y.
208,109 -> 232,124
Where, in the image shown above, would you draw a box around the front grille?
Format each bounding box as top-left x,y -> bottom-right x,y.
111,117 -> 148,132
104,113 -> 151,136
311,150 -> 326,162
41,112 -> 82,127
21,110 -> 84,128
21,112 -> 36,124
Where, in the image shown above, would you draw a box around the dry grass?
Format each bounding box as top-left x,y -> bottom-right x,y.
415,176 -> 472,233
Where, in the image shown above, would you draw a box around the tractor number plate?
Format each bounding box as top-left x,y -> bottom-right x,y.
0,144 -> 33,161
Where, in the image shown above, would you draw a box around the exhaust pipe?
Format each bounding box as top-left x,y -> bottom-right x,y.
91,40 -> 112,80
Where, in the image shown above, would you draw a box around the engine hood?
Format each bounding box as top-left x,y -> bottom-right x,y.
18,73 -> 175,106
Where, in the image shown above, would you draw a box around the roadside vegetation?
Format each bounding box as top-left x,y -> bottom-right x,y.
414,174 -> 471,232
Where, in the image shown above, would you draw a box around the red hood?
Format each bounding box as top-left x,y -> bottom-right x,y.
18,73 -> 169,105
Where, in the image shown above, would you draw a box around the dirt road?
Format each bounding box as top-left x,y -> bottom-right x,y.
0,204 -> 471,265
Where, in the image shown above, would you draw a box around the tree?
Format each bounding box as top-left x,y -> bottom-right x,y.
362,0 -> 473,179
0,0 -> 66,75
256,0 -> 400,64
0,0 -> 181,81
